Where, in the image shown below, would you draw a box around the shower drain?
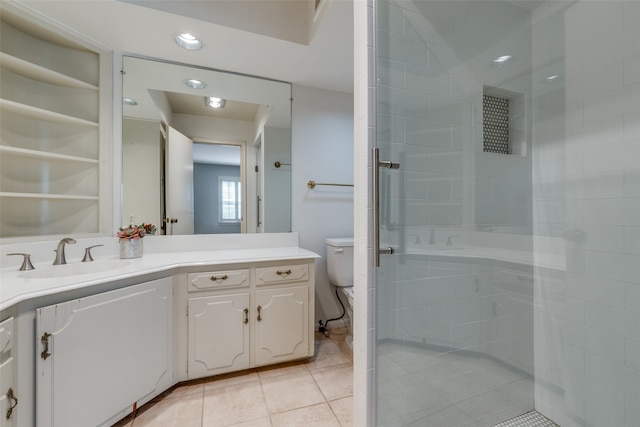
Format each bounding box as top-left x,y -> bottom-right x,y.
493,411 -> 560,427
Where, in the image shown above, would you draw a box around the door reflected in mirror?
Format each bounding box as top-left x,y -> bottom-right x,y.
121,56 -> 292,235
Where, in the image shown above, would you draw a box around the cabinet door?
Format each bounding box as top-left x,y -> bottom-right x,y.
254,286 -> 309,366
188,293 -> 250,378
0,358 -> 16,427
0,317 -> 16,427
36,278 -> 173,427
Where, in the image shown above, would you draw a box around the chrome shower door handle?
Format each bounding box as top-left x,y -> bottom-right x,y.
373,148 -> 399,267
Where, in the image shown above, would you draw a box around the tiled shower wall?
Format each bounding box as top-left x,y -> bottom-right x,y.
531,1 -> 640,426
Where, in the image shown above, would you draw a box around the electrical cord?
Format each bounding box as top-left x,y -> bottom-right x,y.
319,286 -> 348,337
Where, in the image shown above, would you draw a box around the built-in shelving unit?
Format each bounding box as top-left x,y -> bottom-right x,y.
0,5 -> 111,238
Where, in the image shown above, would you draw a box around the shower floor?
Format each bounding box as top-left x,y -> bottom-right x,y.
493,411 -> 559,427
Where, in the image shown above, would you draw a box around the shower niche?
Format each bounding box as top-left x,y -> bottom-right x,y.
483,85 -> 526,156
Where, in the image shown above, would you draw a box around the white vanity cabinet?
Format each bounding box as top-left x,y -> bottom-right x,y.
0,317 -> 17,427
185,260 -> 315,379
35,277 -> 173,427
254,264 -> 311,366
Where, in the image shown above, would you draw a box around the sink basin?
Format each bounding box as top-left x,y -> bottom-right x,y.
19,260 -> 132,279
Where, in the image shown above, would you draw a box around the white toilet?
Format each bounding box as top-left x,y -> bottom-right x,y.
325,237 -> 354,349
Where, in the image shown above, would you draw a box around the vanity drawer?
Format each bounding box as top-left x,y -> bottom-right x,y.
188,269 -> 250,292
256,264 -> 309,286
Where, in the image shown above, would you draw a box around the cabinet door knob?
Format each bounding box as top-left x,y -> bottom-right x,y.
6,387 -> 17,420
210,275 -> 229,281
257,305 -> 262,322
243,308 -> 249,325
276,269 -> 291,276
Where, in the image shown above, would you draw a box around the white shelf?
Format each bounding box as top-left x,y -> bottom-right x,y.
0,99 -> 98,127
0,193 -> 99,201
0,52 -> 98,90
0,7 -> 106,239
0,146 -> 98,164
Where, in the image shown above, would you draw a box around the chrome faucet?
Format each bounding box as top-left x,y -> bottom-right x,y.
53,238 -> 76,265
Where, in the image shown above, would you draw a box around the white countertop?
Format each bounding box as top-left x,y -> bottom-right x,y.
0,245 -> 319,312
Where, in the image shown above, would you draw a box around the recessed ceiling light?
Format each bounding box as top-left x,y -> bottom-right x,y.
184,79 -> 207,89
493,55 -> 513,64
123,98 -> 138,106
205,96 -> 226,109
546,74 -> 560,81
174,33 -> 202,51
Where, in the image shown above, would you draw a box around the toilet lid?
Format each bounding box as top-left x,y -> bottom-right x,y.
325,237 -> 354,247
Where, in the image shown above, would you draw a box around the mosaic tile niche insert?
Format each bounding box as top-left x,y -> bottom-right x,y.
482,85 -> 525,155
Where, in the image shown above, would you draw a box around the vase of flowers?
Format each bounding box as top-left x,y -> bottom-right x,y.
117,224 -> 148,259
141,223 -> 157,236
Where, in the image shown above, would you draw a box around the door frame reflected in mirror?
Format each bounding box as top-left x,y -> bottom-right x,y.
190,139 -> 248,235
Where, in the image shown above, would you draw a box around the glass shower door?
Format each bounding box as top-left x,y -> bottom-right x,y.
375,0 -> 536,425
374,1 -> 640,426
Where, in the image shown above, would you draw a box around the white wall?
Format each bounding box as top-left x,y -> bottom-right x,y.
122,118 -> 162,227
532,2 -> 640,426
291,85 -> 354,326
263,126 -> 292,233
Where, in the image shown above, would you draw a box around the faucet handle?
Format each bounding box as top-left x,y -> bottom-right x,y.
446,235 -> 459,247
7,253 -> 35,271
82,245 -> 104,262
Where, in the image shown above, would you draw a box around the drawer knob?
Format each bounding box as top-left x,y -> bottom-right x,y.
276,269 -> 292,276
210,275 -> 229,281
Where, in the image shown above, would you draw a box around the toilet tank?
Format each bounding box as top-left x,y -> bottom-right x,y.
325,237 -> 354,288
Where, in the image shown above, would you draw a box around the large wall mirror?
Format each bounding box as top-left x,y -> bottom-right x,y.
122,56 -> 292,235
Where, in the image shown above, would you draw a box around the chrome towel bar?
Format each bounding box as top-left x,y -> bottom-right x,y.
307,180 -> 354,189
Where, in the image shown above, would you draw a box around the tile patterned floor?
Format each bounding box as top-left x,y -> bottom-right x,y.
493,411 -> 559,427
112,329 -> 353,427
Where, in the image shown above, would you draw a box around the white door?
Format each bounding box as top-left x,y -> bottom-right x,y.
166,126 -> 194,235
254,286 -> 309,366
36,278 -> 173,427
0,317 -> 16,427
188,293 -> 250,378
0,358 -> 16,427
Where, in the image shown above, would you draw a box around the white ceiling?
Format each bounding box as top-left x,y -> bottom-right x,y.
193,143 -> 241,166
17,0 -> 354,94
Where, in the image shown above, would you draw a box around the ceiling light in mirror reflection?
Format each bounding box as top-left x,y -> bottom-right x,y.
205,97 -> 226,108
493,55 -> 513,65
